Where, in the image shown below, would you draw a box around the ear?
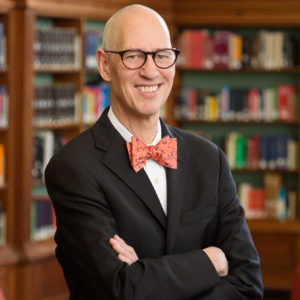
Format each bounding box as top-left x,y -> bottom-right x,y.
96,49 -> 112,82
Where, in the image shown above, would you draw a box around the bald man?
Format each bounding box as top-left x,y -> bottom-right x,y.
45,5 -> 263,299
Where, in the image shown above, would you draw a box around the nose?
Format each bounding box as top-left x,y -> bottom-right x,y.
139,54 -> 160,79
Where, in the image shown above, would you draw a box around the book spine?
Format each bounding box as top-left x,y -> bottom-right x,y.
0,144 -> 4,187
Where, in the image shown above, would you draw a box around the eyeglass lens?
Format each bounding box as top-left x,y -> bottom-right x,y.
122,49 -> 177,69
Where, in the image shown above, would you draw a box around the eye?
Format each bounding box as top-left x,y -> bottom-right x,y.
156,50 -> 173,60
124,51 -> 144,60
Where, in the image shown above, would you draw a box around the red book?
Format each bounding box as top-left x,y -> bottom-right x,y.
202,30 -> 213,69
278,84 -> 295,122
189,30 -> 204,68
247,88 -> 260,121
247,135 -> 260,169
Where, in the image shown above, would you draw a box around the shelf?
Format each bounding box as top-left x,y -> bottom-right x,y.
0,246 -> 19,265
177,66 -> 300,73
34,66 -> 81,73
23,239 -> 56,262
32,195 -> 50,202
247,219 -> 300,234
177,120 -> 299,125
85,69 -> 100,75
34,121 -> 80,130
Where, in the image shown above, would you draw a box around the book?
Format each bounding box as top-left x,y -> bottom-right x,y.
0,86 -> 8,128
0,23 -> 6,69
264,172 -> 282,219
31,199 -> 55,241
0,204 -> 6,246
34,27 -> 81,69
0,144 -> 4,187
34,83 -> 78,125
85,30 -> 103,70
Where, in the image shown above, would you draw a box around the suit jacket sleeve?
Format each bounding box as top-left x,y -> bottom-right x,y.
192,147 -> 263,299
45,155 -> 220,300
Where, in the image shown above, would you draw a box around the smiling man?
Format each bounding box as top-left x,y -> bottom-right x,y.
45,4 -> 263,300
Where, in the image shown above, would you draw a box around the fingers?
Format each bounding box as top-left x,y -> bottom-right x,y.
109,235 -> 139,265
203,246 -> 229,277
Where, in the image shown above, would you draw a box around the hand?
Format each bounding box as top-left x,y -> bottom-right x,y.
203,246 -> 228,277
109,235 -> 139,265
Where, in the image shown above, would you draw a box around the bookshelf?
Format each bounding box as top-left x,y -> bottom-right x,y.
0,1 -> 172,299
172,0 -> 300,292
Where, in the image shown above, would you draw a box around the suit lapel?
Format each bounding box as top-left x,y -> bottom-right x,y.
161,121 -> 190,254
92,109 -> 167,229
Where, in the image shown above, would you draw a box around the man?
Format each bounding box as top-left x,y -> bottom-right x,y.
45,4 -> 263,299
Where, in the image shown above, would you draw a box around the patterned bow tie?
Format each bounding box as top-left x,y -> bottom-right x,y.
126,135 -> 177,172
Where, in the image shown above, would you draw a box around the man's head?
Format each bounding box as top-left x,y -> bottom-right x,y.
96,5 -> 178,121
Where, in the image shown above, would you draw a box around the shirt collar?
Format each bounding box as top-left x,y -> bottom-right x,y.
107,106 -> 161,145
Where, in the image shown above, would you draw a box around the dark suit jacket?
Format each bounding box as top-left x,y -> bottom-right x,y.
45,107 -> 263,300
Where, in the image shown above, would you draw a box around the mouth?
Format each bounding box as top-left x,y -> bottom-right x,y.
135,84 -> 161,93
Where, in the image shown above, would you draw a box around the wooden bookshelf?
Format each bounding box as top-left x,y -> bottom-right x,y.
172,0 -> 300,293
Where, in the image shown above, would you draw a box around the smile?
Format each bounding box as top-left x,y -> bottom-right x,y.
135,85 -> 159,93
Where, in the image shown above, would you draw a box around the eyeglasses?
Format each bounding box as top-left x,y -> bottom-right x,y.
104,48 -> 180,70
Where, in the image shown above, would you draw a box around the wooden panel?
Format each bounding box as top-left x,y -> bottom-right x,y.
252,233 -> 299,290
26,0 -> 173,21
173,0 -> 300,27
0,265 -> 16,300
18,256 -> 68,300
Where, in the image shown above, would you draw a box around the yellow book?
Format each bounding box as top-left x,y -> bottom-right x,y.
209,96 -> 219,121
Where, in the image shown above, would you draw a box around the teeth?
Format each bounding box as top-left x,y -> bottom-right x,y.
136,85 -> 158,93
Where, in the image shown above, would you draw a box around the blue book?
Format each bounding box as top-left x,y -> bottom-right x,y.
85,31 -> 98,69
101,84 -> 110,112
259,136 -> 268,169
267,136 -> 277,169
276,135 -> 288,169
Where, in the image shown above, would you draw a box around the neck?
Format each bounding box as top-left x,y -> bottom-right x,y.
111,105 -> 159,144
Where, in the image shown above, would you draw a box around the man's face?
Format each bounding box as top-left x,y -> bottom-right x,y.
107,15 -> 175,120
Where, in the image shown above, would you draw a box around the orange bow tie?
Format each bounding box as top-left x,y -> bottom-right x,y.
126,135 -> 177,172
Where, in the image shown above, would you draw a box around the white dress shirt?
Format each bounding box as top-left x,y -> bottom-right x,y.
107,107 -> 167,215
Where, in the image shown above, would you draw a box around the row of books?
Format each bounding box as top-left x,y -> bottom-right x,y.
175,84 -> 297,123
0,86 -> 8,128
34,27 -> 81,69
0,204 -> 6,246
85,30 -> 103,71
239,173 -> 297,220
34,83 -> 80,125
0,23 -> 6,69
177,29 -> 298,70
31,199 -> 55,241
83,84 -> 110,124
225,133 -> 298,171
0,144 -> 4,188
32,131 -> 68,181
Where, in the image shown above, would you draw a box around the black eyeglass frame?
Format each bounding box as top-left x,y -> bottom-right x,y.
104,48 -> 181,70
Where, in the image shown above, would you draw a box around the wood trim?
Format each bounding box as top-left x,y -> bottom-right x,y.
22,239 -> 56,262
173,0 -> 300,27
248,220 -> 300,234
0,246 -> 19,265
27,0 -> 111,20
9,7 -> 36,246
0,0 -> 14,14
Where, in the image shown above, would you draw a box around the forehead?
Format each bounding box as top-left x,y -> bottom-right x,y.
116,14 -> 171,50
